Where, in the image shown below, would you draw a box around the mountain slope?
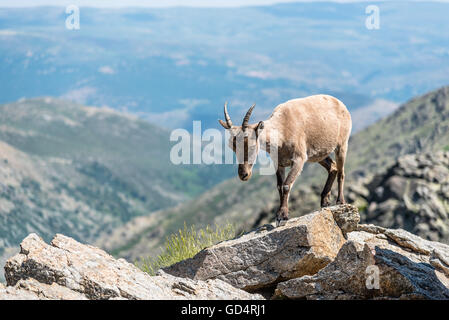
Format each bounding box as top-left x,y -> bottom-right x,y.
0,97 -> 232,253
347,86 -> 449,175
109,85 -> 449,261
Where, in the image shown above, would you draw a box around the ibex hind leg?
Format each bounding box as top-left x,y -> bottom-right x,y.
335,143 -> 348,205
319,156 -> 338,207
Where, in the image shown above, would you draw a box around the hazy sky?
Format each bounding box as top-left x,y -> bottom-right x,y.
0,0 -> 398,8
2,0 -> 303,8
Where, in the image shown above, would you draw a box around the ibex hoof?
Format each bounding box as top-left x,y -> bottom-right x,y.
276,218 -> 288,227
275,207 -> 289,227
321,200 -> 330,208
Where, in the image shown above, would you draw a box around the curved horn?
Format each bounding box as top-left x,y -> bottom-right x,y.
223,101 -> 233,128
241,103 -> 256,130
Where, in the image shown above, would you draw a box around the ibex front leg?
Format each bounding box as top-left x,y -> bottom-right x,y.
276,157 -> 305,227
276,167 -> 285,205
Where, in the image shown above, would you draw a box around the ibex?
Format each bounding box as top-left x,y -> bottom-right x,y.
219,95 -> 352,226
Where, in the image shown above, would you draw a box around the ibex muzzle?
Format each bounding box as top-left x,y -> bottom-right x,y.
238,163 -> 251,181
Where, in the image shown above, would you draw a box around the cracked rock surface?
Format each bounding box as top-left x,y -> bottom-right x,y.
1,233 -> 263,300
274,224 -> 449,299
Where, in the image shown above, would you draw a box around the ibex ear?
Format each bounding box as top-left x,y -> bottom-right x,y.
218,119 -> 230,129
256,121 -> 264,137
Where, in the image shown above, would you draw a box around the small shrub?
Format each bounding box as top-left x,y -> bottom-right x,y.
136,222 -> 236,275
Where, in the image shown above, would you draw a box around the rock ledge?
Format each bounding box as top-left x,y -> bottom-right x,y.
2,204 -> 449,300
1,233 -> 262,300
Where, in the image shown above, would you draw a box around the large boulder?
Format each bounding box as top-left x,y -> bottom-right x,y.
164,206 -> 350,291
274,224 -> 449,299
2,233 -> 262,300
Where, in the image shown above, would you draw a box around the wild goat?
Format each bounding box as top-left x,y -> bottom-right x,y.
219,95 -> 352,226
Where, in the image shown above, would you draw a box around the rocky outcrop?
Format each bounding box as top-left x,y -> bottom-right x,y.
356,151 -> 449,243
1,233 -> 262,300
164,205 -> 449,299
274,225 -> 449,299
2,204 -> 449,300
164,206 -> 352,291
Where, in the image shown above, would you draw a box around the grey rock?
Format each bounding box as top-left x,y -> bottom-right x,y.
329,204 -> 360,236
384,176 -> 407,199
361,151 -> 449,244
2,233 -> 263,300
0,279 -> 88,300
164,206 -> 348,291
274,226 -> 449,300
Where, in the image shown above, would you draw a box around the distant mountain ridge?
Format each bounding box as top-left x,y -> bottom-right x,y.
2,2 -> 449,129
108,85 -> 449,262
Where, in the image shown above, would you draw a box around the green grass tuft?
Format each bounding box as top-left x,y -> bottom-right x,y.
136,222 -> 237,275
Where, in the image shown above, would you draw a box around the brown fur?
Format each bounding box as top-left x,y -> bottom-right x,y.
219,94 -> 352,226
